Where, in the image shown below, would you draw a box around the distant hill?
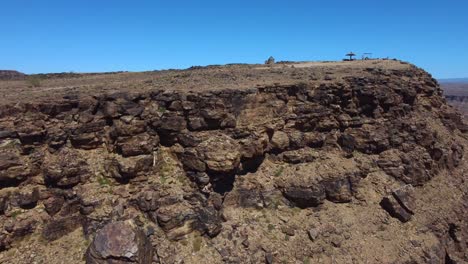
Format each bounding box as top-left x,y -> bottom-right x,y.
0,70 -> 27,80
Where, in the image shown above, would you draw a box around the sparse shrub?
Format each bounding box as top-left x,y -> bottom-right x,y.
192,235 -> 203,252
10,210 -> 22,219
274,166 -> 284,177
160,174 -> 167,184
158,106 -> 166,113
27,77 -> 41,87
268,224 -> 275,231
97,176 -> 111,186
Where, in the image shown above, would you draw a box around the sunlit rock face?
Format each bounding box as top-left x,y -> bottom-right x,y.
0,60 -> 467,264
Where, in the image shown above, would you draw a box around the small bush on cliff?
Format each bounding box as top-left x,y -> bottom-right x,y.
97,176 -> 111,186
274,166 -> 284,177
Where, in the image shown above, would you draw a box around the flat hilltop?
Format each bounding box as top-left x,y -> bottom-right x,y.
0,60 -> 413,105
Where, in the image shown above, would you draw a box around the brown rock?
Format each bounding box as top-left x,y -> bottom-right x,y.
107,155 -> 153,181
282,186 -> 326,208
197,134 -> 241,173
0,151 -> 21,170
86,221 -> 153,264
391,184 -> 416,214
116,133 -> 158,157
112,119 -> 146,137
42,148 -> 90,187
42,215 -> 83,241
12,188 -> 40,209
380,185 -> 416,223
270,131 -> 290,150
323,178 -> 353,203
44,195 -> 65,216
179,149 -> 206,172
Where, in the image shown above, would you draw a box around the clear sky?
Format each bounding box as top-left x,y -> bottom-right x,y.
1,0 -> 467,78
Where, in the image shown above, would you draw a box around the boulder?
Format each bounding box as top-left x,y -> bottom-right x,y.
323,178 -> 353,203
111,119 -> 146,137
380,184 -> 416,222
391,184 -> 416,214
70,132 -> 102,150
0,145 -> 34,185
178,149 -> 206,172
135,190 -> 160,213
4,217 -> 37,239
270,131 -> 290,151
11,188 -> 40,209
197,134 -> 241,173
44,195 -> 65,216
107,155 -> 153,182
0,151 -> 21,170
282,186 -> 326,208
116,134 -> 158,157
158,115 -> 186,132
86,221 -> 153,264
16,123 -> 47,145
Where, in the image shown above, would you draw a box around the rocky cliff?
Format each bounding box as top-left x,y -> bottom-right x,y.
0,60 -> 467,263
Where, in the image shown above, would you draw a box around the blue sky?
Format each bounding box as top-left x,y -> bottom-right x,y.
1,1 -> 467,78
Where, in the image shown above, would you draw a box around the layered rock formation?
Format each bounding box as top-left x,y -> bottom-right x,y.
0,60 -> 466,263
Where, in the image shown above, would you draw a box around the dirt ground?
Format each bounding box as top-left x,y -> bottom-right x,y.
0,60 -> 411,105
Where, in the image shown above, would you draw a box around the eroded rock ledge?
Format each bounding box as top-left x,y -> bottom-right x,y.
0,62 -> 467,263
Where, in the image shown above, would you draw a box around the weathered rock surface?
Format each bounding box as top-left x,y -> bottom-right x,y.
86,221 -> 153,264
380,185 -> 416,222
0,60 -> 466,264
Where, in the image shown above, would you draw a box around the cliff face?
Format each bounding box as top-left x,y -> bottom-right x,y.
0,61 -> 467,263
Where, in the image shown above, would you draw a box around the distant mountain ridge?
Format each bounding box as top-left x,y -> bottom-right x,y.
439,78 -> 468,83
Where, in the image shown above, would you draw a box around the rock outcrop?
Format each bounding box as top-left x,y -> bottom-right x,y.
0,60 -> 466,263
86,221 -> 153,264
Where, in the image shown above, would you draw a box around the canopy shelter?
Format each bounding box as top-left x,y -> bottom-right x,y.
345,52 -> 356,60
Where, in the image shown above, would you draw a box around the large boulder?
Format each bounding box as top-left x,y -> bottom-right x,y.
270,131 -> 290,151
197,134 -> 241,173
106,155 -> 153,182
86,221 -> 153,264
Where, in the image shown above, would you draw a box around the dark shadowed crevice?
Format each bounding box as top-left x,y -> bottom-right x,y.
208,171 -> 236,195
158,133 -> 178,147
445,252 -> 455,264
238,155 -> 265,175
0,178 -> 25,189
